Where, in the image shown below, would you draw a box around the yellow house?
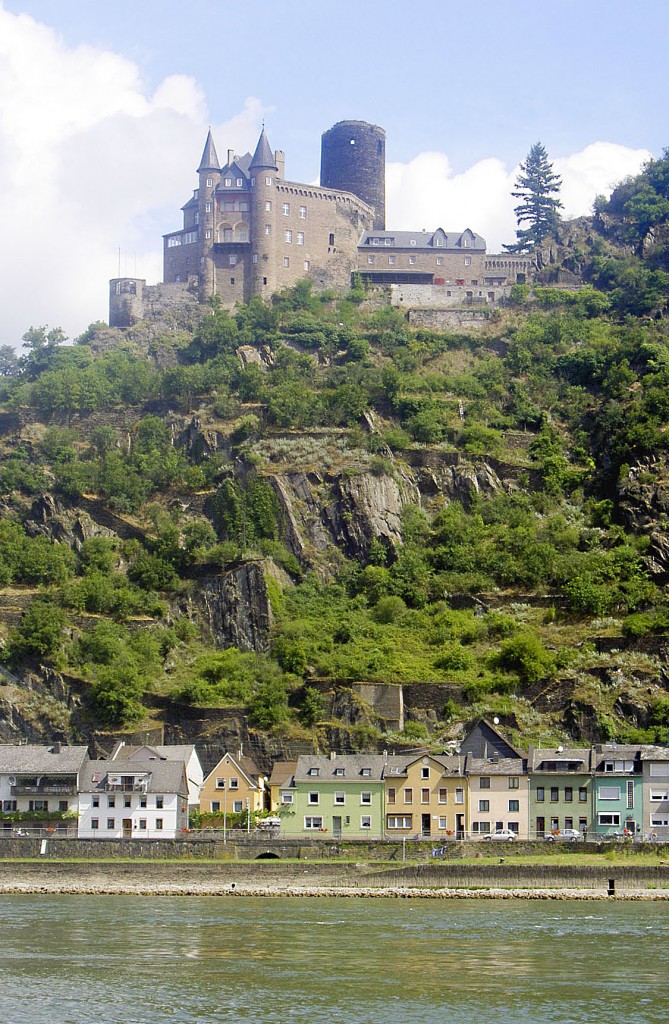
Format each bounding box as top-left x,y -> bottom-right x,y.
268,761 -> 297,813
199,751 -> 266,817
384,754 -> 467,839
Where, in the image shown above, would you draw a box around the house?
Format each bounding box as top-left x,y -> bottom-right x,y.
640,747 -> 669,840
383,754 -> 467,839
78,759 -> 189,839
199,751 -> 266,819
0,743 -> 88,832
459,719 -> 529,838
269,760 -> 298,813
528,746 -> 594,838
278,753 -> 386,838
110,742 -> 204,809
592,744 -> 643,836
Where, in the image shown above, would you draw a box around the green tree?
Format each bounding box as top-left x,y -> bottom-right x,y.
505,142 -> 562,252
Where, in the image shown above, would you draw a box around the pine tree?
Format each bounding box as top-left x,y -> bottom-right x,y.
504,142 -> 563,252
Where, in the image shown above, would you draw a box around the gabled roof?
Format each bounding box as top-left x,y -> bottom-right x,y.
198,128 -> 220,172
465,755 -> 526,777
202,752 -> 263,788
294,754 -> 386,783
250,128 -> 277,170
217,158 -> 252,188
459,719 -> 526,761
359,228 -> 486,251
529,747 -> 592,772
0,744 -> 89,774
269,761 -> 297,788
80,759 -> 188,798
382,753 -> 465,779
110,743 -> 197,765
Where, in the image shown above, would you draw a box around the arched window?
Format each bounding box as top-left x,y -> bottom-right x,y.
218,223 -> 233,243
235,222 -> 250,243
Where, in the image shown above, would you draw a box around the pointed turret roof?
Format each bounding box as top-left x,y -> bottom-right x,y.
197,129 -> 220,172
250,127 -> 277,170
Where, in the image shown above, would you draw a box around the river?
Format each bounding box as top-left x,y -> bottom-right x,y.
1,895 -> 666,1023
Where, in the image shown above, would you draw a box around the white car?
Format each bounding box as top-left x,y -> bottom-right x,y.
483,828 -> 517,841
545,828 -> 581,843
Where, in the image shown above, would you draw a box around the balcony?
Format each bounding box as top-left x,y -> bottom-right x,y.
11,784 -> 77,797
103,782 -> 148,793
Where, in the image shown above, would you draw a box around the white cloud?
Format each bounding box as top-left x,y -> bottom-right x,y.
387,142 -> 652,252
0,6 -> 269,346
0,3 -> 654,348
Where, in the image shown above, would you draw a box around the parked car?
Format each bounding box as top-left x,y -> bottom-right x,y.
545,828 -> 581,843
483,828 -> 517,841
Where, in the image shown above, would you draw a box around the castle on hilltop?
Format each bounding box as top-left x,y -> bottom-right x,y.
109,120 -> 534,327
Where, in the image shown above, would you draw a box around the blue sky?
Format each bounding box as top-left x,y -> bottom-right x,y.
0,0 -> 666,341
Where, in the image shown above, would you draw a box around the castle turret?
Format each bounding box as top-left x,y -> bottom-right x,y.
320,120 -> 386,230
248,128 -> 279,298
197,129 -> 221,300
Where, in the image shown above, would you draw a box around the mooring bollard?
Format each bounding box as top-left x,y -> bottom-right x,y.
607,878 -> 615,896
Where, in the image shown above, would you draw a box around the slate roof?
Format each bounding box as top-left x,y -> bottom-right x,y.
0,744 -> 89,775
198,128 -> 220,171
110,743 -> 196,764
529,747 -> 592,772
250,128 -> 277,170
294,754 -> 387,783
465,755 -> 526,777
382,753 -> 466,779
359,227 -> 486,251
268,761 -> 297,788
640,747 -> 669,761
202,752 -> 263,786
80,759 -> 188,798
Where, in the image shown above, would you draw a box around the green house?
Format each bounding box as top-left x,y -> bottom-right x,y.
276,754 -> 386,839
528,746 -> 594,839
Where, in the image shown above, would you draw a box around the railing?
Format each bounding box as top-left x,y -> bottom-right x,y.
11,785 -> 76,797
103,783 -> 148,793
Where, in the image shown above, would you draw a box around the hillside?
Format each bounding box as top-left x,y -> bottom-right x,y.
2,156 -> 669,771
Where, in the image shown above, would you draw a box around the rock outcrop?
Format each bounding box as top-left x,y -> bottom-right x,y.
181,561 -> 274,652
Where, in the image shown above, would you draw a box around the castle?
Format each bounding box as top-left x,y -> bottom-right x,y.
109,120 -> 534,327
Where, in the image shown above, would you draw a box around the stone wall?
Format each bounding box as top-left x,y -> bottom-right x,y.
407,307 -> 492,331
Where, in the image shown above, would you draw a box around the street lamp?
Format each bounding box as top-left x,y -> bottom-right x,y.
221,779 -> 227,844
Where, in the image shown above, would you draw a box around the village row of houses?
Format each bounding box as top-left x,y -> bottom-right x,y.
1,721 -> 668,841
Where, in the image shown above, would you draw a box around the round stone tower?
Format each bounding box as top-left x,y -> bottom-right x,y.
320,120 -> 386,230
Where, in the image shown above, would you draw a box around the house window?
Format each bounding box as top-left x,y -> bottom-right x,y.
472,821 -> 491,834
211,801 -> 220,812
58,800 -> 68,812
92,796 -> 100,808
156,819 -> 163,830
508,800 -> 520,813
438,817 -> 448,830
285,230 -> 292,243
651,816 -> 669,826
387,815 -> 412,829
565,787 -> 573,802
281,792 -> 293,804
299,206 -> 307,219
308,768 -> 320,776
284,257 -> 290,268
480,778 -> 490,790
579,788 -> 588,802
598,813 -> 621,826
598,786 -> 621,800
508,778 -> 519,790
107,818 -> 115,830
564,817 -> 573,830
297,232 -> 304,245
550,787 -> 559,802
479,800 -> 490,812
421,788 -> 430,804
627,780 -> 635,809
91,818 -> 99,830
233,801 -> 243,813
139,797 -> 147,809
507,822 -> 520,834
361,792 -> 372,805
334,793 -> 345,805
387,787 -> 396,804
421,767 -> 430,780
124,796 -> 131,808
360,816 -> 372,829
308,792 -> 320,805
334,768 -> 345,777
536,787 -> 545,802
265,201 -> 272,211
139,819 -> 147,830
156,797 -> 163,809
404,788 -> 413,804
361,769 -> 371,777
229,779 -> 239,790
455,788 -> 464,804
438,788 -> 448,804
282,203 -> 290,216
304,816 -> 323,829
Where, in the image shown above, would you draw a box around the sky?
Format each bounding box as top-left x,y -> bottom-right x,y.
0,0 -> 666,345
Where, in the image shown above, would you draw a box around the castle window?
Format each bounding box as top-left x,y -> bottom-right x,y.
265,176 -> 272,186
229,256 -> 237,266
230,277 -> 235,285
253,254 -> 258,263
251,177 -> 256,186
205,202 -> 212,212
297,232 -> 304,245
205,229 -> 212,239
367,255 -> 375,264
329,233 -> 335,246
236,226 -> 249,242
350,139 -> 355,145
282,203 -> 290,216
236,178 -> 243,187
265,224 -> 271,235
299,205 -> 307,219
464,257 -> 472,266
389,256 -> 395,265
224,201 -> 235,211
184,231 -> 198,244
224,178 -> 232,187
206,178 -> 213,187
284,257 -> 290,268
263,277 -> 267,285
409,256 -> 416,265
222,228 -> 233,243
194,212 -> 199,224
167,236 -> 182,247
265,201 -> 272,212
285,230 -> 292,243
436,257 -> 443,266
304,260 -> 310,271
435,238 -> 443,246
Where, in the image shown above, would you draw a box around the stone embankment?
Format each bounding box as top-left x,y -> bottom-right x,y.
1,860 -> 668,900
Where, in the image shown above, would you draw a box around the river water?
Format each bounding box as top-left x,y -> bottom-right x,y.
1,895 -> 667,1024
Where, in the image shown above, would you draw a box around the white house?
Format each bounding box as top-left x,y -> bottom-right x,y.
0,743 -> 88,829
78,759 -> 189,839
109,742 -> 204,809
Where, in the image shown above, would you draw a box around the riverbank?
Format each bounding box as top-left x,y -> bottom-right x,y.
1,859 -> 668,899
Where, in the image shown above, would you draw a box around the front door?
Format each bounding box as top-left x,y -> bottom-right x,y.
536,817 -> 545,839
456,814 -> 465,841
332,816 -> 342,839
122,818 -> 132,837
421,814 -> 431,837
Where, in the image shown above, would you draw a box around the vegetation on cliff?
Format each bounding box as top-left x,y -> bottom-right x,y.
2,157 -> 669,755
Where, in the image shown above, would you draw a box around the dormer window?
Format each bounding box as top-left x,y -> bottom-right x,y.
334,768 -> 345,777
410,239 -> 417,246
237,178 -> 243,187
308,768 -> 320,776
361,768 -> 371,777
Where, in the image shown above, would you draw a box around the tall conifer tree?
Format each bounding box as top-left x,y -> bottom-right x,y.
504,142 -> 563,252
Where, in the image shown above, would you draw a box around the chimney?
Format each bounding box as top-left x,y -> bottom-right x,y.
227,149 -> 234,167
329,751 -> 336,760
275,149 -> 285,180
52,742 -> 61,754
